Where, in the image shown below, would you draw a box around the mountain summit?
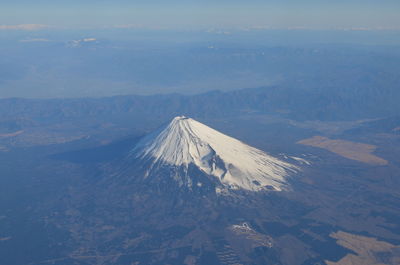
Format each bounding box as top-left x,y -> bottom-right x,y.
130,116 -> 297,192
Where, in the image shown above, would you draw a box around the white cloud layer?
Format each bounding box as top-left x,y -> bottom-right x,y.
0,24 -> 48,30
20,38 -> 50,42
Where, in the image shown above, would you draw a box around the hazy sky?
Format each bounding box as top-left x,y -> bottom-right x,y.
1,0 -> 400,30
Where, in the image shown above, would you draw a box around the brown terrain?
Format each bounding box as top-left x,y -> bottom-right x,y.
326,231 -> 400,265
297,136 -> 388,166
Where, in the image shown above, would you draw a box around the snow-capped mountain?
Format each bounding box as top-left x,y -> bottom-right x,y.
129,116 -> 297,192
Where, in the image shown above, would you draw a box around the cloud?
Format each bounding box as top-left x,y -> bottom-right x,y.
206,28 -> 232,35
20,38 -> 50,42
113,24 -> 144,29
340,27 -> 400,31
67,38 -> 97,48
82,38 -> 96,42
234,25 -> 400,32
112,24 -> 169,30
0,24 -> 49,30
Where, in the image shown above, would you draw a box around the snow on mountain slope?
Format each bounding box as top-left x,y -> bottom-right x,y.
131,116 -> 298,191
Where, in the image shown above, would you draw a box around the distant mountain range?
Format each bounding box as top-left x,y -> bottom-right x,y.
0,85 -> 399,126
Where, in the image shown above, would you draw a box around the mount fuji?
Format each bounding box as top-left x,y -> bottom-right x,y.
126,116 -> 298,192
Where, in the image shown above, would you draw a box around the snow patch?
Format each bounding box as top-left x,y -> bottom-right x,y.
290,156 -> 311,165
